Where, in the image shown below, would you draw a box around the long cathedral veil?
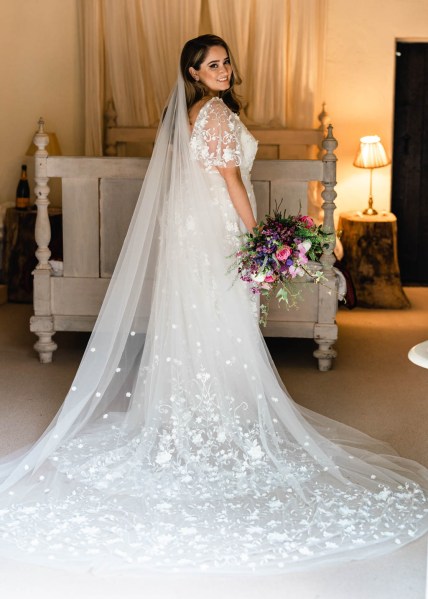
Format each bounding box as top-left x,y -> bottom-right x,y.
0,71 -> 427,572
0,75 -> 187,489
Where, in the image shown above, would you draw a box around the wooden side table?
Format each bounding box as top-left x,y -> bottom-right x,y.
338,211 -> 409,309
2,207 -> 62,303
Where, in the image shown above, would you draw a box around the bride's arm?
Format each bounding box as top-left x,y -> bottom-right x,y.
218,166 -> 257,231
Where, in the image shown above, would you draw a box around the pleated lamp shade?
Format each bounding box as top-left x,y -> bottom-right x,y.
353,135 -> 390,169
353,135 -> 390,215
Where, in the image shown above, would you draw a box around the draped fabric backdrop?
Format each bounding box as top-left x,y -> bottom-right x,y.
78,0 -> 327,156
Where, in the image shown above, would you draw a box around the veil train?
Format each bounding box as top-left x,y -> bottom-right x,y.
0,72 -> 427,573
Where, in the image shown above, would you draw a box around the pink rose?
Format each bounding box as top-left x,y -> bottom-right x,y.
276,246 -> 292,262
264,274 -> 276,283
299,215 -> 315,228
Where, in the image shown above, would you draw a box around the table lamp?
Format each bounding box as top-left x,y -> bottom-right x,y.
353,135 -> 390,215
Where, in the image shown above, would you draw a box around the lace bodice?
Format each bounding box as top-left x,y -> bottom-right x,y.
190,97 -> 258,174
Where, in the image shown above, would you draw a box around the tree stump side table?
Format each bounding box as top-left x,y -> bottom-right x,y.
338,211 -> 410,309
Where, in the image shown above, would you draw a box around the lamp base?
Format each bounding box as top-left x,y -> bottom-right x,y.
363,193 -> 378,216
363,207 -> 378,216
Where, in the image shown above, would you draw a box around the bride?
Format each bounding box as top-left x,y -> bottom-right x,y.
0,34 -> 427,573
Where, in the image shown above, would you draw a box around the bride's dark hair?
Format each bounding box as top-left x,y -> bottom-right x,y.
180,34 -> 242,114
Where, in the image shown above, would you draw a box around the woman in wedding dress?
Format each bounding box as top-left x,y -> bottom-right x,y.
0,34 -> 427,574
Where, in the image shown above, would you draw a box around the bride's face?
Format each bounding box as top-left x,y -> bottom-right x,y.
191,46 -> 232,95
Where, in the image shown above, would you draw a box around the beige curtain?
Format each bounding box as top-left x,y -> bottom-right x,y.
79,0 -> 326,155
79,0 -> 105,155
208,0 -> 326,127
139,0 -> 203,115
207,0 -> 252,113
286,0 -> 327,128
102,0 -> 157,128
78,0 -> 201,155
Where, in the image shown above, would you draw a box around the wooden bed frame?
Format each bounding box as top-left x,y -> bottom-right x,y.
104,101 -> 330,161
30,119 -> 338,370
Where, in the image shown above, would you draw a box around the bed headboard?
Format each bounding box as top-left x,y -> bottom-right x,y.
104,101 -> 330,160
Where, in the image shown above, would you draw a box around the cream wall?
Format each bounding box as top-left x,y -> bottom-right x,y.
0,0 -> 83,208
324,0 -> 428,217
1,0 -> 427,215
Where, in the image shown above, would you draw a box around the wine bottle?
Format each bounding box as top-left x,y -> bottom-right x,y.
16,164 -> 30,210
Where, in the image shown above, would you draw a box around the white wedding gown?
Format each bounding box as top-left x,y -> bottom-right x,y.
0,78 -> 427,574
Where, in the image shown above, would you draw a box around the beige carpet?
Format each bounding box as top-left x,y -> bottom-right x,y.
271,286 -> 428,468
0,288 -> 427,598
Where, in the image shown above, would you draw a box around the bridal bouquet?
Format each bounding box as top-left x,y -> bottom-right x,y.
233,210 -> 333,325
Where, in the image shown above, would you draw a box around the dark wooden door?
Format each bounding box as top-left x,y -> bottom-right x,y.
391,42 -> 428,284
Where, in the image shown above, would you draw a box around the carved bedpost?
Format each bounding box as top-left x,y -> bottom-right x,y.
319,124 -> 338,275
311,104 -> 331,223
29,118 -> 58,363
104,100 -> 118,156
33,119 -> 52,270
313,124 -> 338,371
316,103 -> 331,159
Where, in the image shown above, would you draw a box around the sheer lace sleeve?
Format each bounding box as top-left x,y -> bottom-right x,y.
190,97 -> 242,170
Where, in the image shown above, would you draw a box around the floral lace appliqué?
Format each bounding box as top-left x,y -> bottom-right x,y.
190,97 -> 243,171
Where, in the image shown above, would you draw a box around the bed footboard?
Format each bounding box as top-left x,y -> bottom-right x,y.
31,120 -> 339,369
